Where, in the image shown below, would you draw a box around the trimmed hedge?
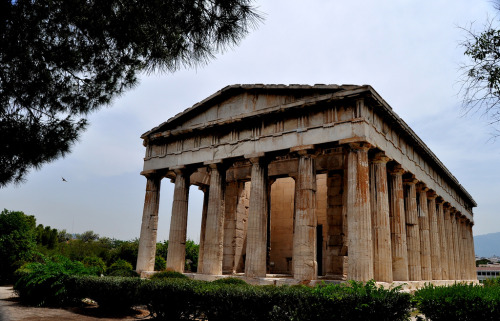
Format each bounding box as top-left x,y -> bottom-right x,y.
15,272 -> 412,320
140,278 -> 203,320
150,270 -> 189,280
414,283 -> 500,321
66,275 -> 145,310
140,279 -> 411,321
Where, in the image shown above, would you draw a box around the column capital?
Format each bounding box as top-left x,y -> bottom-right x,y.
388,163 -> 405,175
416,182 -> 429,193
427,190 -> 437,200
290,145 -> 318,157
435,197 -> 444,204
371,152 -> 390,164
443,202 -> 451,209
204,160 -> 228,172
140,169 -> 167,179
245,153 -> 268,165
171,166 -> 195,177
244,152 -> 266,161
348,142 -> 371,151
403,174 -> 418,185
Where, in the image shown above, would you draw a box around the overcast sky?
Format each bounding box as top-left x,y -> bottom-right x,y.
1,1 -> 499,243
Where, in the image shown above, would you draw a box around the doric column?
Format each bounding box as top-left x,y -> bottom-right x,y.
436,198 -> 449,280
443,204 -> 456,279
292,148 -> 318,280
404,176 -> 421,281
465,219 -> 474,280
370,153 -> 392,282
197,186 -> 209,272
245,156 -> 269,277
451,209 -> 461,280
459,216 -> 468,280
136,172 -> 163,273
166,168 -> 191,272
467,221 -> 477,280
347,143 -> 373,281
417,184 -> 432,280
202,163 -> 226,275
388,164 -> 409,281
427,191 -> 442,280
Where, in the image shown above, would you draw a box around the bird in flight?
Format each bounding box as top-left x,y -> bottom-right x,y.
62,177 -> 68,182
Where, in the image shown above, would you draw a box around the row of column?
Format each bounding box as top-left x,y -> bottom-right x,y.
136,143 -> 476,283
362,143 -> 476,282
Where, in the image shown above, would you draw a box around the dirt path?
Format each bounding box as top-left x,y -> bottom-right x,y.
0,286 -> 150,321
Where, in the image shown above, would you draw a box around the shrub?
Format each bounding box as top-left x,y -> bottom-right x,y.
14,255 -> 96,306
313,281 -> 411,321
65,275 -> 144,310
414,283 -> 500,321
483,276 -> 500,287
140,278 -> 202,320
142,279 -> 411,321
107,259 -> 138,277
0,209 -> 37,284
81,256 -> 106,275
150,270 -> 188,280
210,277 -> 248,286
155,256 -> 166,271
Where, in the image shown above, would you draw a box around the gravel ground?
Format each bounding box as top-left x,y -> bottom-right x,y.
0,286 -> 150,321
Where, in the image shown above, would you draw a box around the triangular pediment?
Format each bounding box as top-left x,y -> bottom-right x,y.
142,84 -> 362,138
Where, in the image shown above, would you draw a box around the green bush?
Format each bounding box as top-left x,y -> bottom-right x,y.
155,256 -> 166,271
140,278 -> 202,320
81,256 -> 106,275
107,259 -> 138,277
414,283 -> 500,321
14,255 -> 96,306
483,276 -> 500,287
65,275 -> 144,310
150,270 -> 188,280
210,277 -> 248,286
0,209 -> 37,284
312,281 -> 411,321
142,279 -> 411,321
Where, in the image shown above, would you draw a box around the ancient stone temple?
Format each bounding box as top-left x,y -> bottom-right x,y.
136,84 -> 477,284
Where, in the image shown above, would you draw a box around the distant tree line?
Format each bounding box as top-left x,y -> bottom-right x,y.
0,209 -> 199,284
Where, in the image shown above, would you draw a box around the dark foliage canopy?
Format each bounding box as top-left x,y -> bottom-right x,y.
0,209 -> 37,283
0,0 -> 261,187
461,1 -> 500,129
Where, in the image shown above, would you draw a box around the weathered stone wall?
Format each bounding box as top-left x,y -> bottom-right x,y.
268,175 -> 328,275
222,181 -> 249,273
269,177 -> 294,274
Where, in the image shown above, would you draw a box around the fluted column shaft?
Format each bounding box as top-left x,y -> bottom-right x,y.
451,210 -> 461,280
202,163 -> 226,275
427,193 -> 442,280
436,200 -> 448,280
166,169 -> 191,272
417,185 -> 432,280
468,222 -> 477,280
459,217 -> 468,280
197,187 -> 209,272
370,154 -> 392,282
347,143 -> 373,281
245,157 -> 269,277
136,174 -> 162,273
293,150 -> 318,280
404,178 -> 421,281
388,166 -> 409,281
444,205 -> 456,279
